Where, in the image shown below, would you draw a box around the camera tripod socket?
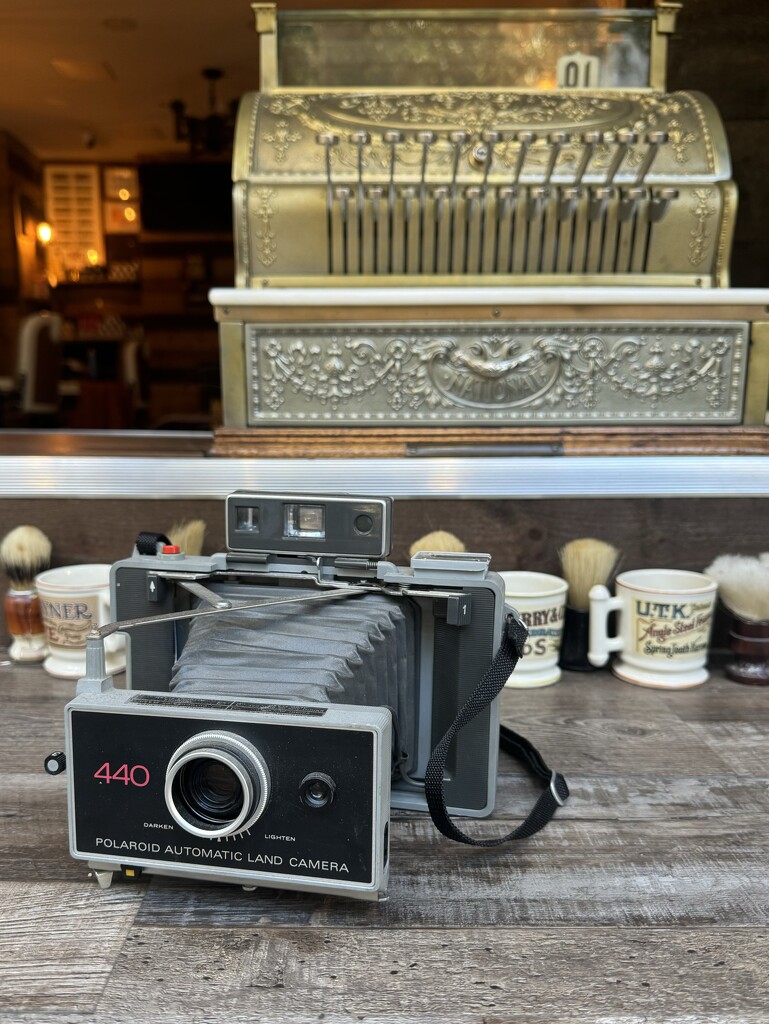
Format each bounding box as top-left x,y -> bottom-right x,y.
165,731 -> 270,839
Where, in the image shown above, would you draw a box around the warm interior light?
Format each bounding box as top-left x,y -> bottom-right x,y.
124,206 -> 137,222
118,187 -> 131,200
36,221 -> 53,244
86,249 -> 100,265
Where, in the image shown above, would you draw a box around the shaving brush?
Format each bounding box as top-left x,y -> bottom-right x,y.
168,519 -> 207,557
0,525 -> 52,662
704,554 -> 769,685
558,537 -> 620,671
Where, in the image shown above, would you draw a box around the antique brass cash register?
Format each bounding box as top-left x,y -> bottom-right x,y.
210,2 -> 769,456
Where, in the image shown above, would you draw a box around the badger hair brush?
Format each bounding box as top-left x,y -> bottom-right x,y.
0,525 -> 52,590
168,519 -> 207,558
705,554 -> 769,685
558,537 -> 620,671
705,554 -> 769,623
0,526 -> 52,662
559,537 -> 620,613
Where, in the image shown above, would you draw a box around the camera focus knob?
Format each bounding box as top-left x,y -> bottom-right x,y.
45,751 -> 66,775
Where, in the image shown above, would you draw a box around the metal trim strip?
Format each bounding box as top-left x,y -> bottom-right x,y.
209,285 -> 769,308
3,455 -> 769,499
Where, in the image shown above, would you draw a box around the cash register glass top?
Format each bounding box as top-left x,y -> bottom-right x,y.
276,8 -> 654,90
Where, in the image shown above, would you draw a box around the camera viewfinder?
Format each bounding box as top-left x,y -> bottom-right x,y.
284,503 -> 326,539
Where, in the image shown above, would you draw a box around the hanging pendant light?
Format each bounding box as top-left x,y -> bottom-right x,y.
170,68 -> 237,157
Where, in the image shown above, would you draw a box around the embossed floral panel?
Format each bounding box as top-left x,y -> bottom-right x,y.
245,321 -> 748,425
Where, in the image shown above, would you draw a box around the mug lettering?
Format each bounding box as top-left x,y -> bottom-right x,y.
518,606 -> 565,628
40,600 -> 93,621
635,601 -> 687,619
643,638 -> 709,658
523,638 -> 549,657
632,595 -> 713,660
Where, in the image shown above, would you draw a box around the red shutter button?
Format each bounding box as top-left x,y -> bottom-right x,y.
161,544 -> 181,554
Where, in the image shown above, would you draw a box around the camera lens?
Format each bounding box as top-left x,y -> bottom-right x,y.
176,758 -> 244,823
299,772 -> 336,809
165,732 -> 270,839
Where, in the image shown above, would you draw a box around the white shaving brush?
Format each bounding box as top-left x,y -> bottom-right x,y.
1,525 -> 53,662
705,554 -> 769,685
705,555 -> 769,622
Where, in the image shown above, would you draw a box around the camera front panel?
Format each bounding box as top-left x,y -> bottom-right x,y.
66,695 -> 389,896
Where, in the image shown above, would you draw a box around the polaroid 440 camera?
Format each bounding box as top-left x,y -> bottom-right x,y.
52,492 -> 565,902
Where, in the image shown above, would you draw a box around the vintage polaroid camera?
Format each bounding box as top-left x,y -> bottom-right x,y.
59,492 -> 509,901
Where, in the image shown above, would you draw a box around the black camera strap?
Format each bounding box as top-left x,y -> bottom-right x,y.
135,531 -> 172,555
424,610 -> 570,847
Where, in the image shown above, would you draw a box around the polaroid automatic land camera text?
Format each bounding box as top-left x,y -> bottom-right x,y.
48,492 -> 568,901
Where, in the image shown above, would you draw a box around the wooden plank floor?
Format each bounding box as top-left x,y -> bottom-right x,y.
1,652 -> 768,1023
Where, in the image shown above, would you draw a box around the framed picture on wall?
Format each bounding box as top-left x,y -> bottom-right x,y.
103,200 -> 141,234
103,166 -> 139,201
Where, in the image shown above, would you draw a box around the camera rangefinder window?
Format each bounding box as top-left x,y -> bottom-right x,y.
284,503 -> 326,539
235,505 -> 259,532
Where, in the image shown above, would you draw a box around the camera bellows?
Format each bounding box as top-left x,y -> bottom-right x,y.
170,586 -> 418,769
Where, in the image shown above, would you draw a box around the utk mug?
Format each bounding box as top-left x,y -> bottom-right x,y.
588,568 -> 717,688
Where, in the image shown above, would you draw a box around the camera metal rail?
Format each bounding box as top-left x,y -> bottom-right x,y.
98,576 -> 472,643
94,584 -> 375,641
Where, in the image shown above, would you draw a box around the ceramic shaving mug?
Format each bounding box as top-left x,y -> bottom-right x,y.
588,568 -> 718,688
34,564 -> 125,679
499,571 -> 569,687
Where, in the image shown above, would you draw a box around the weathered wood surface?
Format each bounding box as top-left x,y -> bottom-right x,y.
1,657 -> 768,1021
5,928 -> 769,1024
133,814 -> 769,929
0,882 -> 143,1014
92,928 -> 769,1024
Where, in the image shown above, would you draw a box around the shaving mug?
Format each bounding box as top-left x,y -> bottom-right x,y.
34,564 -> 125,679
588,568 -> 717,688
499,571 -> 568,687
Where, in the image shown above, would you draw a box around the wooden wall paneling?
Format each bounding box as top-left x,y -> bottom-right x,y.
1,495 -> 767,587
1,495 -> 767,645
